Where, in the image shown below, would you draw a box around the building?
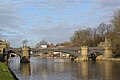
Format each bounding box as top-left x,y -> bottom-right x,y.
0,40 -> 10,54
36,40 -> 48,49
40,45 -> 48,49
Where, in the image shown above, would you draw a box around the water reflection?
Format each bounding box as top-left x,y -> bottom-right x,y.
81,62 -> 88,80
20,63 -> 31,76
104,61 -> 114,80
8,57 -> 120,80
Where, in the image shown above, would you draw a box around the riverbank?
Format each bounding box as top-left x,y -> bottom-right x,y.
75,56 -> 120,61
0,62 -> 18,80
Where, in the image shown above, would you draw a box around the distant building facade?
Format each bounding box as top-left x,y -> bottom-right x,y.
36,40 -> 48,49
39,45 -> 48,49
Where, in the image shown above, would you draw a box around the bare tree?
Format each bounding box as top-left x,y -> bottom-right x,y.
110,9 -> 120,53
71,23 -> 113,47
71,28 -> 94,47
112,9 -> 120,32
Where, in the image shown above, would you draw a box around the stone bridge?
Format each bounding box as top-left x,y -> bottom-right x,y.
4,47 -> 81,59
0,37 -> 114,62
2,45 -> 113,62
4,47 -> 104,57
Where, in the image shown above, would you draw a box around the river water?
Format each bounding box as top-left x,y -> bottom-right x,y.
8,57 -> 120,80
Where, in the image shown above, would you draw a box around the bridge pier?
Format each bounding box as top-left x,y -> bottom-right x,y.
21,47 -> 30,63
79,46 -> 88,61
97,36 -> 113,60
104,46 -> 113,59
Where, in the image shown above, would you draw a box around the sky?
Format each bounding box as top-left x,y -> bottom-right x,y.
0,0 -> 120,47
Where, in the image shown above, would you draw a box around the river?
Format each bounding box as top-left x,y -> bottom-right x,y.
8,57 -> 120,80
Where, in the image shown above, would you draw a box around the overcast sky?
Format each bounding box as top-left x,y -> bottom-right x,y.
0,0 -> 120,47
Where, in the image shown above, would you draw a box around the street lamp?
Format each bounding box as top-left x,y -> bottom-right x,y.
22,39 -> 28,47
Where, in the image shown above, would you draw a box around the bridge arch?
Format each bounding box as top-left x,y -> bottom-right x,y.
88,50 -> 103,61
4,50 -> 22,60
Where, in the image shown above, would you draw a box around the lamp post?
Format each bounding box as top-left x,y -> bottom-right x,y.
22,39 -> 28,47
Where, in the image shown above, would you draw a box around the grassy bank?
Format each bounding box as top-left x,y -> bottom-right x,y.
0,62 -> 15,80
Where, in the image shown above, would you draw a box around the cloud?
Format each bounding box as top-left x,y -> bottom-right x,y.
94,0 -> 120,10
0,0 -> 120,47
0,7 -> 24,29
24,23 -> 81,44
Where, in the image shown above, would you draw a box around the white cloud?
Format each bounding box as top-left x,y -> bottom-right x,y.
0,0 -> 120,47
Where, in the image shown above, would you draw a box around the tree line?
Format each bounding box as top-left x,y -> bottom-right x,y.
62,9 -> 120,54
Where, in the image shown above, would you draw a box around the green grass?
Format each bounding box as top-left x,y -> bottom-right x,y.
0,62 -> 15,80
